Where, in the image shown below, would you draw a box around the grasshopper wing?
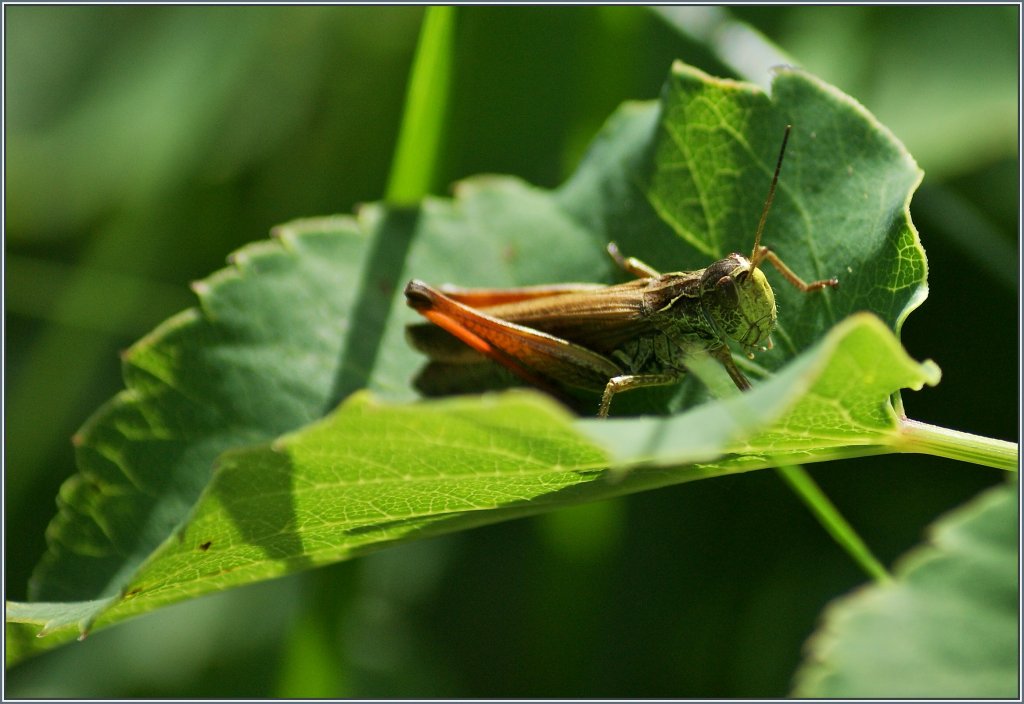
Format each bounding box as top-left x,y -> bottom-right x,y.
405,280 -> 624,395
437,282 -> 608,307
479,278 -> 665,356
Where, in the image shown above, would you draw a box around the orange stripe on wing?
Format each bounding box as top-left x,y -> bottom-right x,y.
418,309 -> 555,393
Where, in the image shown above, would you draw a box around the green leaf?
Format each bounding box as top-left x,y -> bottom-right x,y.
25,216 -> 373,603
581,313 -> 941,468
7,314 -> 941,658
11,61 -> 986,661
792,483 -> 1018,697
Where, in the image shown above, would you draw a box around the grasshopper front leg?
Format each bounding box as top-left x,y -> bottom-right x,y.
752,246 -> 840,293
710,344 -> 752,391
599,371 -> 685,418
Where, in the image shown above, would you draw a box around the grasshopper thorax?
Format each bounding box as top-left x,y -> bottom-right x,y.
699,253 -> 777,354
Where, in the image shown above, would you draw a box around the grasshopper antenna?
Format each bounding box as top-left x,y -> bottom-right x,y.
750,124 -> 791,270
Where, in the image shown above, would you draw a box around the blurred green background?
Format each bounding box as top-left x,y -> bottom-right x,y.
5,5 -> 1016,697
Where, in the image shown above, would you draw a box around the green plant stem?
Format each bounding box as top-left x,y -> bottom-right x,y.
776,464 -> 892,584
386,6 -> 456,204
896,418 -> 1018,471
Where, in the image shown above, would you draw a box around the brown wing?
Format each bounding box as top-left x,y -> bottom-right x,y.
408,284 -> 617,362
406,285 -> 650,364
480,275 -> 701,355
437,282 -> 609,307
405,280 -> 624,394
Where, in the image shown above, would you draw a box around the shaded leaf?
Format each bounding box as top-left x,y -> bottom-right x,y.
28,216 -> 373,603
792,483 -> 1018,698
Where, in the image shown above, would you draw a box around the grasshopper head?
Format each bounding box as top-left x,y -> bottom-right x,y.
700,253 -> 777,354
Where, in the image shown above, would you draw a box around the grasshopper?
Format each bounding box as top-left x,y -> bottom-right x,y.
404,126 -> 838,417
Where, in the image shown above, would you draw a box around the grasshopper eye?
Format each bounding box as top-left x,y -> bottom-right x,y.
715,275 -> 740,308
